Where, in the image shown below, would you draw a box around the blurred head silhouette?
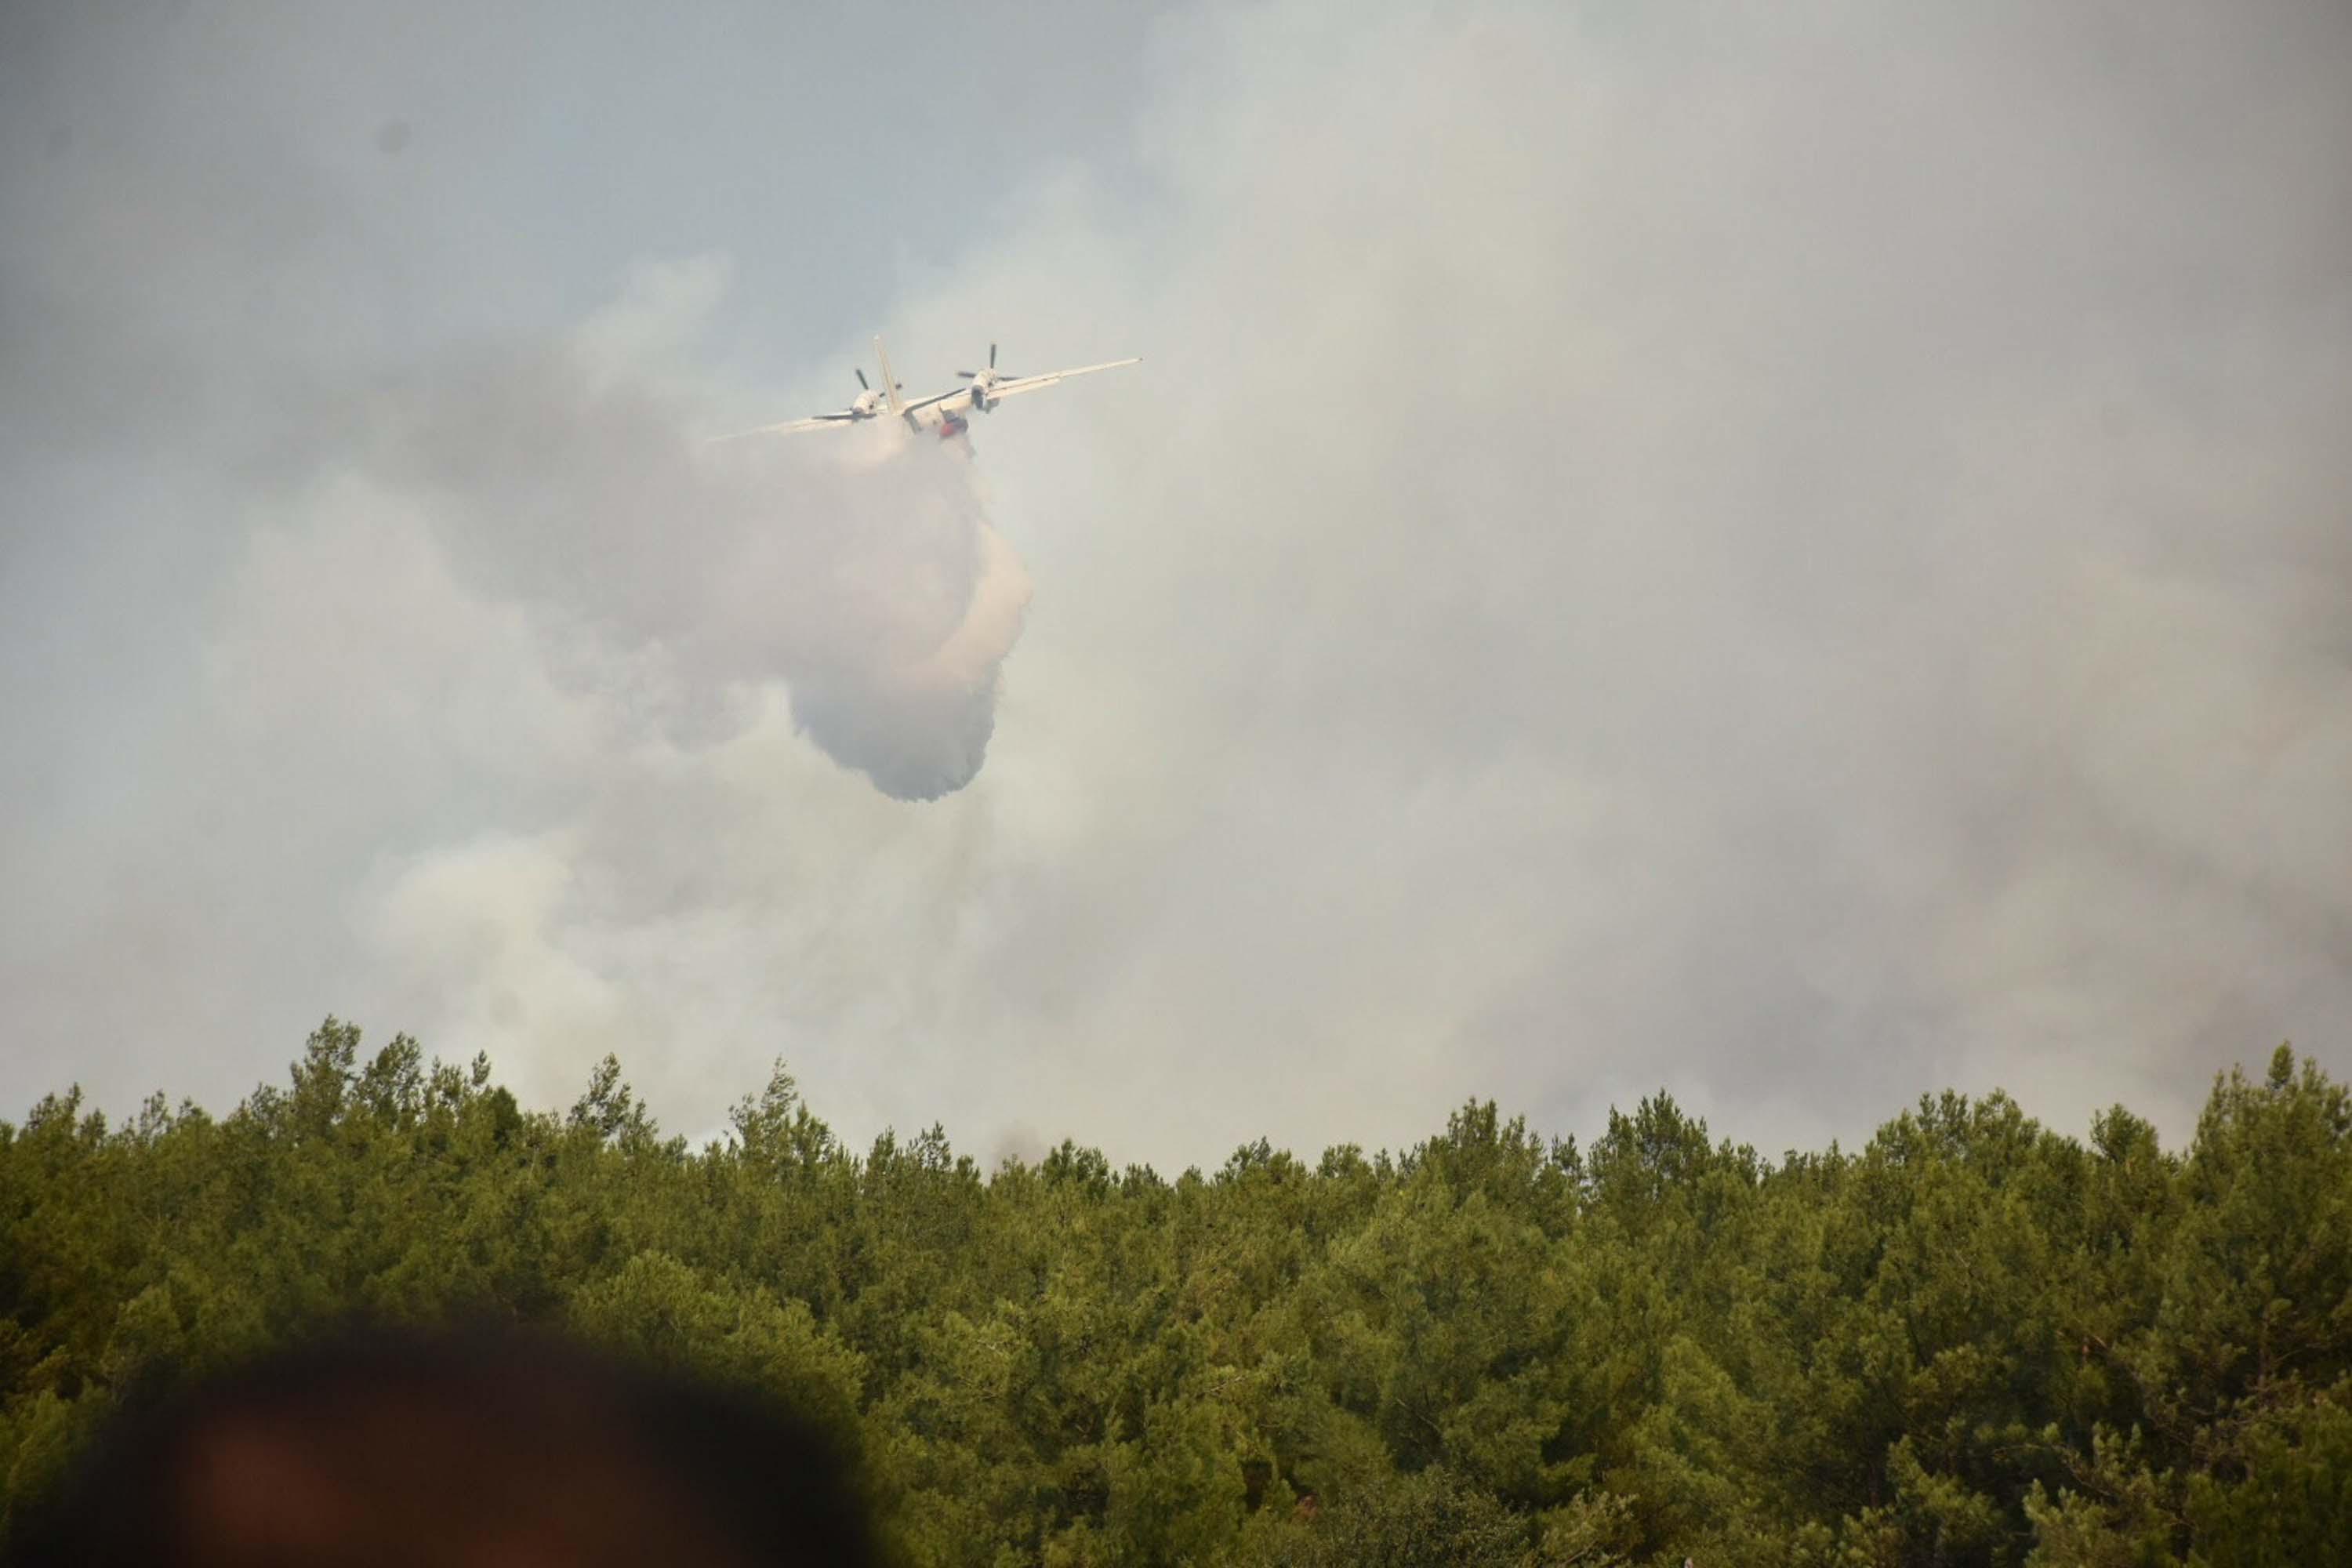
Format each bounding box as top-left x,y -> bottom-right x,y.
5,1328 -> 883,1567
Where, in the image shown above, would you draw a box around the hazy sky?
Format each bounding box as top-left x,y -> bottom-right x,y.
4,0 -> 2347,1170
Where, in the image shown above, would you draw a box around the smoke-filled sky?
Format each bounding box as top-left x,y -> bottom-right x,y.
4,0 -> 2347,1168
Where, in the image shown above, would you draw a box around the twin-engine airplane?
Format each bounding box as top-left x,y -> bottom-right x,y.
716,338 -> 1139,444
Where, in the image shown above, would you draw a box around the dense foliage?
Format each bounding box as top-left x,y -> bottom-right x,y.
3,1024 -> 2346,1564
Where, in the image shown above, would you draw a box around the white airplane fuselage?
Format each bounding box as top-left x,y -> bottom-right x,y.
902,402 -> 972,441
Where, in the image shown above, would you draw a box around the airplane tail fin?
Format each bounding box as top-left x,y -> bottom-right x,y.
874,336 -> 906,417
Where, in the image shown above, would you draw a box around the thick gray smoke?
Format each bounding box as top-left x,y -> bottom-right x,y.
3,0 -> 2346,1168
779,516 -> 1033,802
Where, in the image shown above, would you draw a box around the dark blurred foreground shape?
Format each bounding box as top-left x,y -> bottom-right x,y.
2,1328 -> 884,1567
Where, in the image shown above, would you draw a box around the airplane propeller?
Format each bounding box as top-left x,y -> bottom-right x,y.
956,343 -> 1016,411
830,367 -> 884,419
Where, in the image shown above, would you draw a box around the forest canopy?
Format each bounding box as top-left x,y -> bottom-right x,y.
3,1025 -> 2346,1566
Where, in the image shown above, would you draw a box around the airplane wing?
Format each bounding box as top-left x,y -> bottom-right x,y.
982,358 -> 1142,401
706,412 -> 859,442
898,386 -> 971,416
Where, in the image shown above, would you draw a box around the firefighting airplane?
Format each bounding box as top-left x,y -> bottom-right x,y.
715,337 -> 1140,443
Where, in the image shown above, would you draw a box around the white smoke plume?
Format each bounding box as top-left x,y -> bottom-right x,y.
4,0 -> 2345,1168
